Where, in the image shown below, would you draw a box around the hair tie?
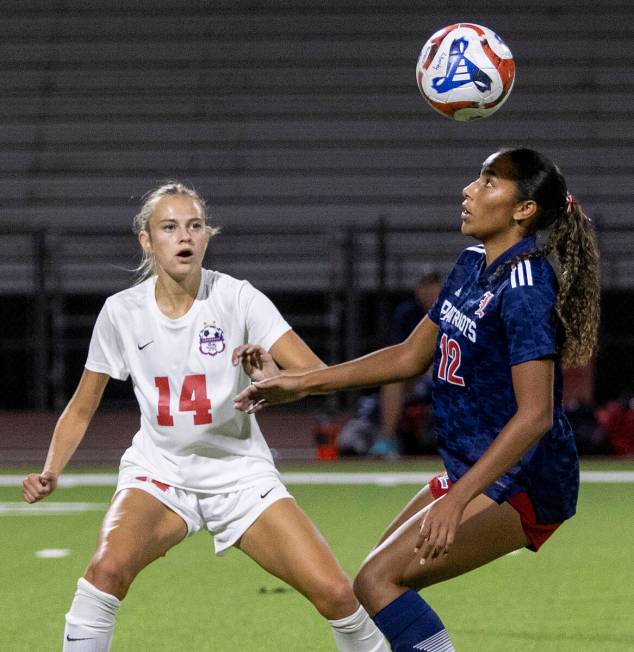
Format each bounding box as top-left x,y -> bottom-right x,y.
565,192 -> 577,215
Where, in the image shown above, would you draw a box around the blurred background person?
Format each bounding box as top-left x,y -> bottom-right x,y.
370,270 -> 442,458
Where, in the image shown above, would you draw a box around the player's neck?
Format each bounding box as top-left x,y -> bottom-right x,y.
154,268 -> 202,318
482,232 -> 523,267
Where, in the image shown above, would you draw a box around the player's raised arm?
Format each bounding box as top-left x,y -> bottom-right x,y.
269,329 -> 327,371
22,369 -> 110,503
234,315 -> 438,412
232,330 -> 326,382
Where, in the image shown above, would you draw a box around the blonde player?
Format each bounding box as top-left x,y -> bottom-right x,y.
22,183 -> 387,652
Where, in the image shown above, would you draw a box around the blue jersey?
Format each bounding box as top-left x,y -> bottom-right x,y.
428,236 -> 579,524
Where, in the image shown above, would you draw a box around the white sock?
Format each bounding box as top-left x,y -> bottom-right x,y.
63,577 -> 120,651
329,604 -> 390,652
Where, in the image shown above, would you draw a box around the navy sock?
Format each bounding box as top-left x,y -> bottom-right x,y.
372,590 -> 454,651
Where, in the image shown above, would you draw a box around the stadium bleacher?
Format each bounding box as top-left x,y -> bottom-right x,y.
1,1 -> 633,411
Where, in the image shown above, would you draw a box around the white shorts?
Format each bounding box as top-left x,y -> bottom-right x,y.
115,463 -> 294,555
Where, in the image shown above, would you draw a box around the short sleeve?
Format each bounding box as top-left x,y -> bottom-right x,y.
501,279 -> 558,366
238,282 -> 292,351
85,300 -> 130,380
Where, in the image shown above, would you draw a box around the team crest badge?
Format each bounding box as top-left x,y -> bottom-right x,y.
199,322 -> 226,356
474,291 -> 495,318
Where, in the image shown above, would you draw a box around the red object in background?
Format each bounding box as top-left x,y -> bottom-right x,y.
314,418 -> 340,461
596,400 -> 634,456
399,403 -> 427,437
317,446 -> 338,461
563,362 -> 595,406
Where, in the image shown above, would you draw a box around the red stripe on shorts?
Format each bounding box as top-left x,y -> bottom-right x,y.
428,471 -> 561,551
135,476 -> 171,493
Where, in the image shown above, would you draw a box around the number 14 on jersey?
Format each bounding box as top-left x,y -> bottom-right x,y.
154,375 -> 212,426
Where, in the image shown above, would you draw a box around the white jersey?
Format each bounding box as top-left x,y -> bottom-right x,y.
85,269 -> 292,492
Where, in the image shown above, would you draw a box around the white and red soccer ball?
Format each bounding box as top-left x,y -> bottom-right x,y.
416,23 -> 515,121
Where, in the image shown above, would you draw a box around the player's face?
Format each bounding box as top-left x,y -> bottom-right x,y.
142,195 -> 209,279
460,153 -> 523,242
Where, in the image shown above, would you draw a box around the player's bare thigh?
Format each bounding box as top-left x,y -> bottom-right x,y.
377,483 -> 437,546
236,497 -> 357,618
355,493 -> 529,615
85,488 -> 188,599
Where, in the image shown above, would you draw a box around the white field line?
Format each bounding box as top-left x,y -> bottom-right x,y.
0,502 -> 109,515
0,470 -> 633,488
2,471 -> 633,516
36,548 -> 71,558
285,471 -> 634,485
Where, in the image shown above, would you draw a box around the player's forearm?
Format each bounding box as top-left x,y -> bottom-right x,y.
287,361 -> 328,373
300,342 -> 426,395
42,407 -> 93,476
449,410 -> 553,506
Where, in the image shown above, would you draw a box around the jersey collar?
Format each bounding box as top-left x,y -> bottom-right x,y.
479,236 -> 537,283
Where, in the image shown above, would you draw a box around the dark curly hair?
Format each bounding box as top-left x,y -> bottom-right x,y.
491,148 -> 600,367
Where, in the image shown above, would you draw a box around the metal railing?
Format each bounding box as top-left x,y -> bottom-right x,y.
0,220 -> 630,409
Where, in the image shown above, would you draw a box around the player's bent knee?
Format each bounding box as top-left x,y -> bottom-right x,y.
353,561 -> 389,612
85,554 -> 137,600
311,577 -> 357,619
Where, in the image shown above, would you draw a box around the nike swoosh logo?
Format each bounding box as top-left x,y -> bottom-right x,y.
137,340 -> 154,350
260,487 -> 275,499
66,635 -> 94,641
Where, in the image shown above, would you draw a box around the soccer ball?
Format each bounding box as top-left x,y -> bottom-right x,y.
416,23 -> 515,122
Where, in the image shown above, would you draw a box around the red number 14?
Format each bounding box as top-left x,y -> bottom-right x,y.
154,375 -> 212,426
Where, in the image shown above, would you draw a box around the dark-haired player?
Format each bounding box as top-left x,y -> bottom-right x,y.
235,148 -> 600,651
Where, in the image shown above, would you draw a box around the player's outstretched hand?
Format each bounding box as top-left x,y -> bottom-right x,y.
413,493 -> 466,563
232,344 -> 280,382
22,471 -> 58,503
233,373 -> 308,414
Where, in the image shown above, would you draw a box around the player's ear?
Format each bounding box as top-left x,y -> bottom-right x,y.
512,200 -> 538,227
138,229 -> 152,253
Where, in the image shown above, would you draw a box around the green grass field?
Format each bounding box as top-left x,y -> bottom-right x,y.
1,464 -> 633,651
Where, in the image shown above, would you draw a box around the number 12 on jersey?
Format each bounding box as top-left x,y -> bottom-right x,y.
438,334 -> 465,386
154,375 -> 212,426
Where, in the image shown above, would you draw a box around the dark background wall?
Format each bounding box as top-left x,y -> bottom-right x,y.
1,0 -> 633,410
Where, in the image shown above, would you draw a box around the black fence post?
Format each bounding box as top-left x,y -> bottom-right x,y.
31,229 -> 48,410
375,215 -> 390,349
